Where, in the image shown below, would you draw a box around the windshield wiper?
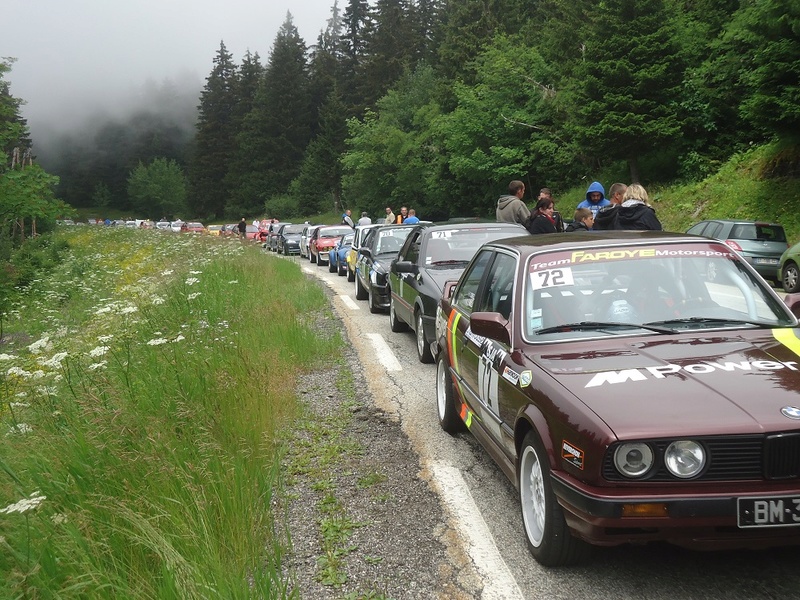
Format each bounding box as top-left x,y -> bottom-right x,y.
430,260 -> 469,266
536,321 -> 676,335
644,317 -> 776,329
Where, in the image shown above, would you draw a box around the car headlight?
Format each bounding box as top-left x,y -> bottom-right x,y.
370,266 -> 386,285
664,441 -> 705,479
613,443 -> 654,478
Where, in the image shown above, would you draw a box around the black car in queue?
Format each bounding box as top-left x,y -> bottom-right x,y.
354,224 -> 415,313
388,221 -> 527,363
277,223 -> 305,255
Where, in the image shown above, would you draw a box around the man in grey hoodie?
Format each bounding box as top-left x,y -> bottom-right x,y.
496,180 -> 531,226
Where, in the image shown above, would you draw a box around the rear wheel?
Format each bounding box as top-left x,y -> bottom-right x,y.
338,261 -> 347,276
518,431 -> 591,566
389,294 -> 409,332
416,311 -> 433,363
329,257 -> 337,272
783,262 -> 800,293
347,265 -> 355,282
436,353 -> 466,434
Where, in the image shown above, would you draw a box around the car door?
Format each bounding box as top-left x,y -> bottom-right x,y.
395,230 -> 423,325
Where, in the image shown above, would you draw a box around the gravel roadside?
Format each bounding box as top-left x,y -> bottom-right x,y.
277,284 -> 482,599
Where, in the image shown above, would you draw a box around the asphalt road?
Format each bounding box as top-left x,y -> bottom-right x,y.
289,251 -> 800,600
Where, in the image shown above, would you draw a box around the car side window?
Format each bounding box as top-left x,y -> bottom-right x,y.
452,250 -> 494,314
403,232 -> 421,263
475,253 -> 516,319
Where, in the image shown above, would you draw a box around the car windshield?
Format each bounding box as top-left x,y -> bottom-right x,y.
730,223 -> 786,243
425,227 -> 520,265
284,224 -> 305,234
524,241 -> 795,341
320,226 -> 353,238
375,228 -> 413,254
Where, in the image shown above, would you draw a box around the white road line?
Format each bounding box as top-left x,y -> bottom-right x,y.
339,294 -> 360,310
366,333 -> 403,371
430,461 -> 524,600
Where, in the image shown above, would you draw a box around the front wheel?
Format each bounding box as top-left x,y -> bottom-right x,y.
329,258 -> 337,273
783,262 -> 800,293
518,431 -> 591,567
310,251 -> 317,264
416,311 -> 433,364
436,354 -> 466,434
355,272 -> 368,300
368,284 -> 381,313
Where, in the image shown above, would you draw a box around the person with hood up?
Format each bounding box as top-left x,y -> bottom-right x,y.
593,183 -> 662,231
576,181 -> 610,218
527,198 -> 559,234
496,180 -> 531,226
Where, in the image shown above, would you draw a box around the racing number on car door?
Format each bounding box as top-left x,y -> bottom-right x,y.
478,352 -> 499,416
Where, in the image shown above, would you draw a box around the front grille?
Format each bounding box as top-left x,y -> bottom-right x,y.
764,433 -> 800,479
603,435 -> 765,482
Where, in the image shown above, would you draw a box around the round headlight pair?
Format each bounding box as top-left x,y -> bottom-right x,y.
613,441 -> 705,479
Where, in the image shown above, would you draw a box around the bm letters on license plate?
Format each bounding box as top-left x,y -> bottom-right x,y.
738,496 -> 800,528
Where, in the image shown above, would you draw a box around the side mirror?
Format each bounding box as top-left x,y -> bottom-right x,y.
359,247 -> 372,258
470,312 -> 511,345
395,261 -> 414,274
443,281 -> 458,300
784,293 -> 800,319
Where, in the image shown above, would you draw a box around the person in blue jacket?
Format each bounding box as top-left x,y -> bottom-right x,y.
576,181 -> 610,218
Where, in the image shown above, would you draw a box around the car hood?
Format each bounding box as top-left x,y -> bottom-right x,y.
420,266 -> 468,295
531,329 -> 800,439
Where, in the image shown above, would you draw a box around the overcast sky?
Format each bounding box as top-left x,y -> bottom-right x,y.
4,0 -> 335,143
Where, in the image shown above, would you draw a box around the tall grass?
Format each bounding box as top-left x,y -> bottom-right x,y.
0,228 -> 337,598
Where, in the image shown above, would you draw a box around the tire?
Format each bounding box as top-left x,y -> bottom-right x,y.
317,255 -> 325,268
783,262 -> 800,293
329,257 -> 337,273
416,311 -> 433,363
347,266 -> 355,282
389,294 -> 409,332
518,431 -> 591,567
355,272 -> 368,300
436,353 -> 466,434
310,251 -> 317,264
338,261 -> 347,277
368,284 -> 381,313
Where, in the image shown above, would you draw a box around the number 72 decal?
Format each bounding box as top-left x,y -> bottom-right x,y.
530,267 -> 574,290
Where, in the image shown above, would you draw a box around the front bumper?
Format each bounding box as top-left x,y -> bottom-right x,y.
551,473 -> 800,549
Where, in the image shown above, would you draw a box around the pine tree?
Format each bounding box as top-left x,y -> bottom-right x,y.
228,13 -> 311,215
340,0 -> 373,115
187,41 -> 238,219
572,0 -> 684,182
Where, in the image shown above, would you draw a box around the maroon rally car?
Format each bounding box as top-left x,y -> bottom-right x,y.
435,231 -> 800,566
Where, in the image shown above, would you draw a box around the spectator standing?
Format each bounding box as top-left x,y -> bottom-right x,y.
607,182 -> 627,207
357,211 -> 372,226
566,208 -> 594,232
593,183 -> 662,230
527,199 -> 558,234
342,209 -> 355,228
237,218 -> 247,239
496,180 -> 531,226
576,181 -> 610,219
539,187 -> 565,232
395,207 -> 408,223
385,207 -> 395,224
403,209 -> 420,225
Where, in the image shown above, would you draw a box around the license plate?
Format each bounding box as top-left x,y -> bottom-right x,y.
738,495 -> 800,528
754,258 -> 779,265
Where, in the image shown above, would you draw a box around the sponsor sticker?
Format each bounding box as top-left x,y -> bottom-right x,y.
519,370 -> 532,387
562,440 -> 585,470
501,366 -> 520,385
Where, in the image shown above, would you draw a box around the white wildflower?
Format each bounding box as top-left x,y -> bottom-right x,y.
187,292 -> 201,301
89,346 -> 109,358
6,423 -> 33,436
152,296 -> 165,306
7,366 -> 32,379
147,338 -> 168,346
28,336 -> 50,354
38,352 -> 68,368
189,270 -> 202,274
87,361 -> 107,371
51,513 -> 67,525
15,391 -> 27,398
97,335 -> 113,343
172,334 -> 185,343
228,280 -> 239,284
0,491 -> 46,514
95,306 -> 112,315
185,277 -> 199,286
9,402 -> 29,408
0,353 -> 17,361
119,306 -> 138,315
32,370 -> 45,380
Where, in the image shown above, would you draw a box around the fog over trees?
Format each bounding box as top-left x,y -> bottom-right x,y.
4,0 -> 798,221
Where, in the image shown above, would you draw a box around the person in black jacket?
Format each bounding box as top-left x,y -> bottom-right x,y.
593,183 -> 662,231
527,198 -> 559,234
565,208 -> 594,232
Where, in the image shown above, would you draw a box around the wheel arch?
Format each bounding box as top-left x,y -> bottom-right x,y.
515,405 -> 556,474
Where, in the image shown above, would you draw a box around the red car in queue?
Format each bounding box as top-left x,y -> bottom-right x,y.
309,225 -> 354,267
435,230 -> 800,566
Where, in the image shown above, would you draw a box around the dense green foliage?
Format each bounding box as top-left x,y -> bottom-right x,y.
5,0 -> 798,222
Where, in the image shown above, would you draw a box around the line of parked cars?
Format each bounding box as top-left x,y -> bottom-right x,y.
283,218 -> 800,568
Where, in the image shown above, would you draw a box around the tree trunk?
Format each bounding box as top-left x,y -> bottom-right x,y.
628,157 -> 641,184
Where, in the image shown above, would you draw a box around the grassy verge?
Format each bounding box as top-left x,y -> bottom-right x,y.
0,228 -> 337,598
